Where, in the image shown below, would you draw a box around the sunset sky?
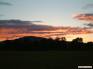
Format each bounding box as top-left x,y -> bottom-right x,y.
0,0 -> 93,42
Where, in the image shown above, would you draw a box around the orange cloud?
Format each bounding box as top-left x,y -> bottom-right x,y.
0,26 -> 93,41
0,20 -> 93,42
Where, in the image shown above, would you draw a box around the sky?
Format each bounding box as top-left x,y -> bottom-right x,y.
0,0 -> 93,42
0,0 -> 93,26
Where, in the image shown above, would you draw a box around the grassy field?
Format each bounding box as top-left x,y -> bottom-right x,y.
0,51 -> 93,69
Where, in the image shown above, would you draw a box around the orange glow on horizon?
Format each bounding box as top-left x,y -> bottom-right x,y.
0,27 -> 93,42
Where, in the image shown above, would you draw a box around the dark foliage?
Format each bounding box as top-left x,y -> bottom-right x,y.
0,36 -> 93,51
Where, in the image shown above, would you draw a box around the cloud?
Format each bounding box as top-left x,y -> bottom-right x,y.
0,20 -> 44,25
0,25 -> 93,41
0,20 -> 32,26
84,23 -> 93,28
0,19 -> 93,35
0,1 -> 12,6
0,19 -> 93,41
0,19 -> 54,30
74,13 -> 93,22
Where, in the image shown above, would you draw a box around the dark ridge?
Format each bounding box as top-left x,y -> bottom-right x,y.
0,36 -> 93,51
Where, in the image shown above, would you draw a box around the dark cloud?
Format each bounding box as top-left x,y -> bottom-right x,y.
84,23 -> 93,28
0,19 -> 53,30
0,1 -> 12,6
84,13 -> 93,16
74,13 -> 93,22
0,20 -> 32,25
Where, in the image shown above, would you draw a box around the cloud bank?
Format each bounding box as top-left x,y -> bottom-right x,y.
0,19 -> 93,41
0,19 -> 54,30
0,19 -> 93,34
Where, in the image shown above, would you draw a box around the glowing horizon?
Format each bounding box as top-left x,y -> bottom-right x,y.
0,0 -> 93,42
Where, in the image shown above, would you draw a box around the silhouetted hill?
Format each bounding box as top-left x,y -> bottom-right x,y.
0,36 -> 93,51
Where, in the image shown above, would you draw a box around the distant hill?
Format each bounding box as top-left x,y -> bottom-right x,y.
0,36 -> 93,51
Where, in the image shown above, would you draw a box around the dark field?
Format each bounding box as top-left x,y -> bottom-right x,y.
0,51 -> 93,69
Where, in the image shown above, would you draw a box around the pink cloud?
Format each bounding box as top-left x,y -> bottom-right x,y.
74,13 -> 93,22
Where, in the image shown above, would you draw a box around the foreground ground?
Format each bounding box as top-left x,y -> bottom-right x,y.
0,51 -> 93,69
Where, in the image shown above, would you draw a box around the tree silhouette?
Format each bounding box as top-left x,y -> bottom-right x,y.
0,36 -> 93,50
72,37 -> 83,43
60,37 -> 66,41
